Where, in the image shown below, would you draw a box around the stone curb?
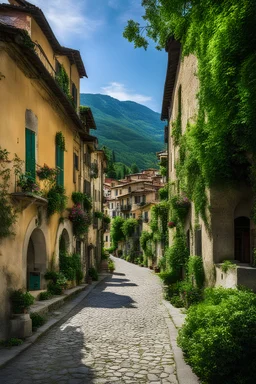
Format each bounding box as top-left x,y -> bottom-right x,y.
0,274 -> 109,368
162,300 -> 199,384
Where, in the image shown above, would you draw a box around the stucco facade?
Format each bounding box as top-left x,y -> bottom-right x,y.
0,1 -> 104,339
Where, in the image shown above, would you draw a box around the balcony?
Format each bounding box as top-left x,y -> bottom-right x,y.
120,204 -> 131,211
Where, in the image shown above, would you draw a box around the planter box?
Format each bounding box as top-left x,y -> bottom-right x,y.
10,313 -> 32,338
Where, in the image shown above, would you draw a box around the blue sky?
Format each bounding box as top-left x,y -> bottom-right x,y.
3,0 -> 168,112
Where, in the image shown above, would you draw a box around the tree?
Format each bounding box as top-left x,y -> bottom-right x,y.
131,163 -> 139,174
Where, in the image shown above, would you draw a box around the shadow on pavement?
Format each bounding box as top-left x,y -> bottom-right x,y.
85,291 -> 137,309
0,324 -> 95,384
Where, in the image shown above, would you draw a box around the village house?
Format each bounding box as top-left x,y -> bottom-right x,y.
162,38 -> 256,290
0,0 -> 105,339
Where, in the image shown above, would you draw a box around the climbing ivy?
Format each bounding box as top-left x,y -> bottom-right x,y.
124,1 -> 256,224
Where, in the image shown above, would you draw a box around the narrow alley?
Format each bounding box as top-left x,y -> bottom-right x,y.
0,258 -> 178,384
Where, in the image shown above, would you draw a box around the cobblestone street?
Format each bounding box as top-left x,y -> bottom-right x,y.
0,258 -> 178,384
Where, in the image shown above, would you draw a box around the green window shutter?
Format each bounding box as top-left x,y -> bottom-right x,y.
25,128 -> 36,179
56,144 -> 64,187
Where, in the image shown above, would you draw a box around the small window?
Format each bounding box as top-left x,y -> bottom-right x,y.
72,82 -> 77,108
106,236 -> 108,242
115,190 -> 118,196
56,139 -> 64,187
195,228 -> 202,256
25,128 -> 36,179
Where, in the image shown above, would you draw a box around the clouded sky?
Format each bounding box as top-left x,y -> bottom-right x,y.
2,0 -> 168,112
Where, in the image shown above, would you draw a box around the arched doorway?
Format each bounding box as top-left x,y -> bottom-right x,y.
59,229 -> 70,255
27,228 -> 47,290
234,216 -> 250,263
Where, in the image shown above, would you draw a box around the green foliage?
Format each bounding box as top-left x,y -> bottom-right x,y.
71,192 -> 85,205
55,131 -> 66,151
122,218 -> 138,238
159,185 -> 168,201
88,267 -> 98,281
39,291 -> 52,301
187,256 -> 204,289
94,211 -> 104,219
55,65 -> 74,107
221,260 -> 237,273
47,185 -> 67,217
108,260 -> 115,271
59,252 -> 83,284
159,271 -> 180,286
103,215 -> 111,224
30,312 -> 46,329
105,245 -> 117,253
178,288 -> 256,384
0,148 -> 21,239
0,338 -> 23,347
124,1 -> 256,225
81,94 -> 164,170
10,290 -> 34,314
150,201 -> 169,246
164,233 -> 189,275
178,281 -> 203,308
130,163 -> 139,174
110,216 -> 125,247
44,271 -> 67,295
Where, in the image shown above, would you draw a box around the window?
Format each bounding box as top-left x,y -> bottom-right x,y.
76,241 -> 81,254
84,180 -> 91,196
115,190 -> 118,196
56,139 -> 64,187
195,228 -> 202,256
106,236 -> 108,242
25,128 -> 36,179
72,82 -> 78,108
73,153 -> 79,183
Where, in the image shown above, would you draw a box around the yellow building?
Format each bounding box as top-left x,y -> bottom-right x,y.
0,0 -> 103,339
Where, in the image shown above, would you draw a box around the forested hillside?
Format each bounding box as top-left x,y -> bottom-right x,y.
80,94 -> 165,170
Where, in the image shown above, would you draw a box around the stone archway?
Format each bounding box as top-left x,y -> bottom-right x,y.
27,228 -> 47,290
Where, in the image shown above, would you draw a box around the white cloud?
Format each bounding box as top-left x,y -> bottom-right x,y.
101,82 -> 152,104
25,0 -> 104,41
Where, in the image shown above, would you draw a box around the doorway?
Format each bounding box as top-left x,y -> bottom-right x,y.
234,216 -> 250,263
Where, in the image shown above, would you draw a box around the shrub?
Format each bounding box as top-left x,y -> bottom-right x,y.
159,271 -> 180,285
45,271 -> 67,295
0,338 -> 23,347
179,281 -> 203,308
178,288 -> 256,384
88,267 -> 98,281
170,295 -> 185,308
71,192 -> 85,205
39,291 -> 52,301
187,255 -> 205,288
30,312 -> 46,329
10,290 -> 34,314
108,260 -> 115,271
47,185 -> 67,217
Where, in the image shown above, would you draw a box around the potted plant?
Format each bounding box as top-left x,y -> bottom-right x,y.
10,290 -> 34,338
17,173 -> 40,194
108,260 -> 115,273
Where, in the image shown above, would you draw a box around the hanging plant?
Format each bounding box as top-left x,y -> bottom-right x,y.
37,164 -> 58,181
90,162 -> 99,178
55,132 -> 66,151
69,204 -> 92,237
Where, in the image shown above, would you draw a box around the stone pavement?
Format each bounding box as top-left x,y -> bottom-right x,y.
0,258 -> 180,384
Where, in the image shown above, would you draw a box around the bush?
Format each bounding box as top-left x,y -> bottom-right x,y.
30,312 -> 46,329
159,271 -> 180,285
39,291 -> 52,301
178,288 -> 256,384
0,338 -> 23,347
45,271 -> 67,295
88,267 -> 98,281
179,281 -> 203,308
170,295 -> 185,308
10,290 -> 34,314
108,260 -> 115,271
187,255 -> 204,288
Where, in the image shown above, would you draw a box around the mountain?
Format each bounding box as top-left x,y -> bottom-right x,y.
80,94 -> 165,170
